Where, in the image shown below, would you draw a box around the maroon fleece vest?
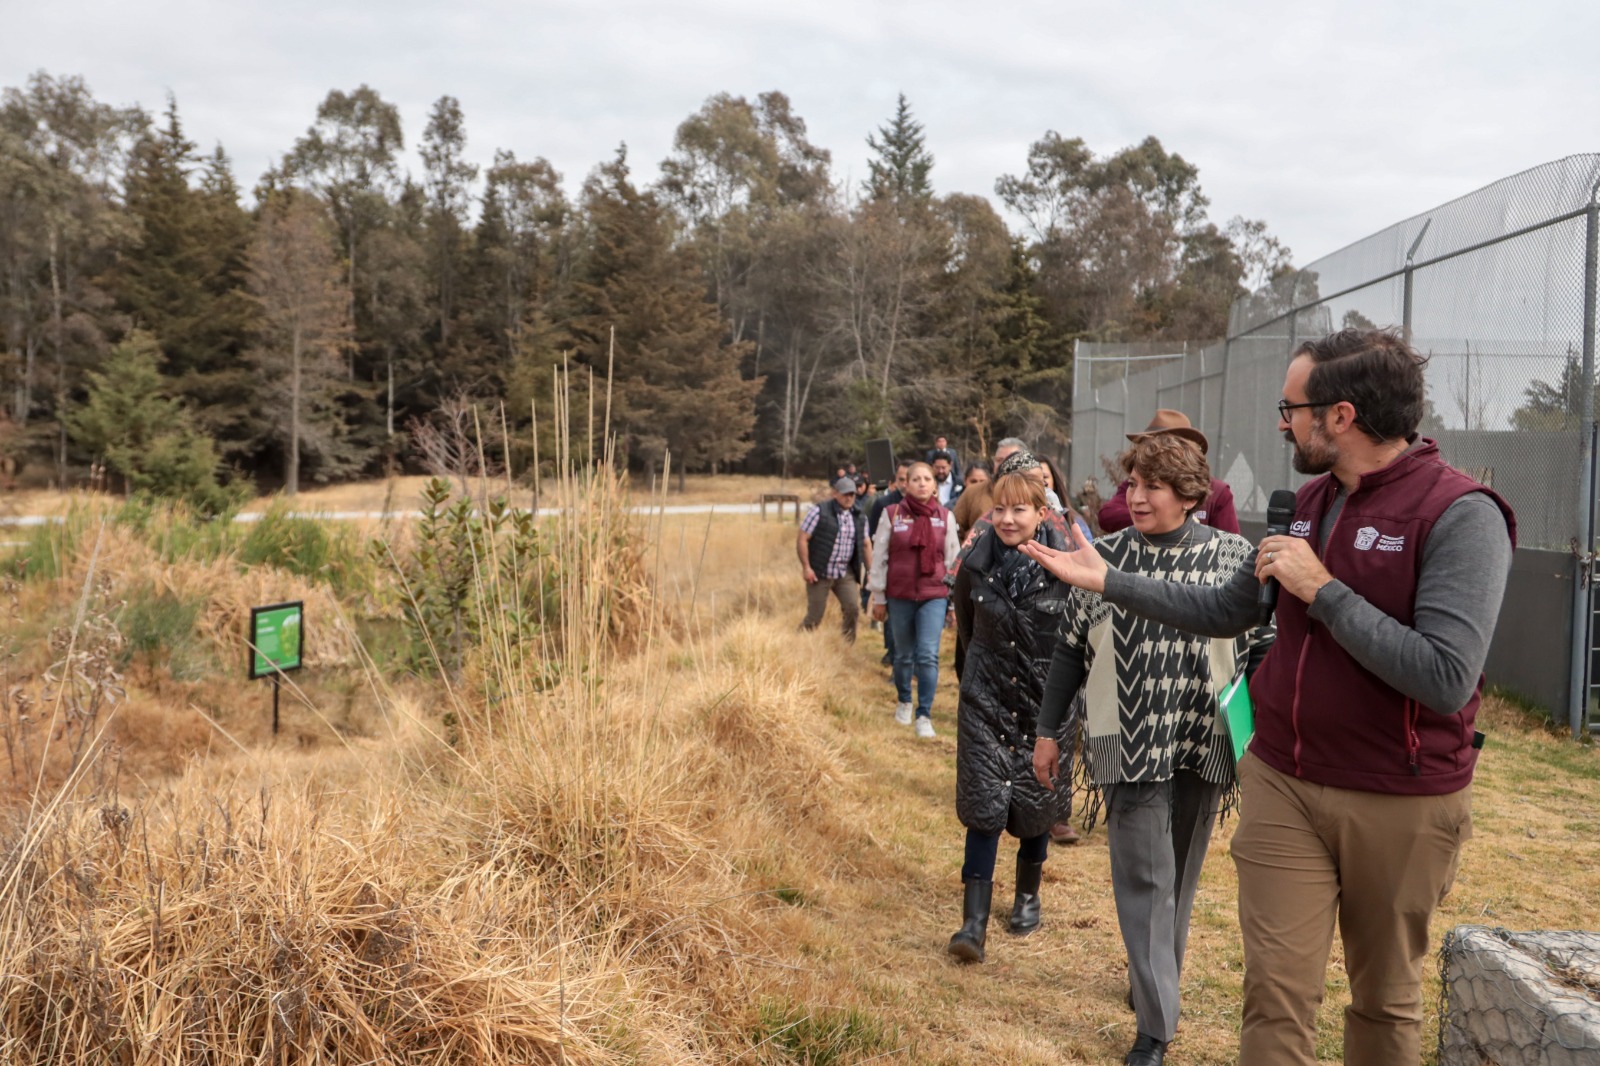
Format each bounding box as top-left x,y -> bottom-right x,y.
1248,440 -> 1516,795
884,501 -> 953,602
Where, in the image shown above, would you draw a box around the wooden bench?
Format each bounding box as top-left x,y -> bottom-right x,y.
760,493 -> 801,522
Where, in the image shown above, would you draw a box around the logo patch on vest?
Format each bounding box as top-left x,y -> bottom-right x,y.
1352,527 -> 1406,552
1290,519 -> 1312,538
1193,509 -> 1208,522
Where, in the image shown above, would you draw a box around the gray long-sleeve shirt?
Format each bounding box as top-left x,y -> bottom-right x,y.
1084,491 -> 1511,716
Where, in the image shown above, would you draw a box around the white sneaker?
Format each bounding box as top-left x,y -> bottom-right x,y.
894,702 -> 914,725
915,717 -> 936,739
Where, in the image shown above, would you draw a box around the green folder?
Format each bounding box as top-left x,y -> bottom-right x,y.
1218,670 -> 1254,764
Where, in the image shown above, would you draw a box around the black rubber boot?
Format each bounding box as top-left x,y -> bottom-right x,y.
946,879 -> 992,963
1008,857 -> 1044,934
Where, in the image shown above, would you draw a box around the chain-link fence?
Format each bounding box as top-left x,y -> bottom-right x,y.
1071,155 -> 1600,546
1069,155 -> 1600,732
1438,926 -> 1600,1065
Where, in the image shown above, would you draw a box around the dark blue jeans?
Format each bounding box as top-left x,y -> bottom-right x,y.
962,827 -> 1050,882
887,596 -> 945,717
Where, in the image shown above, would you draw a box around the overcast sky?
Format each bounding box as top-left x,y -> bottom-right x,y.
8,0 -> 1599,268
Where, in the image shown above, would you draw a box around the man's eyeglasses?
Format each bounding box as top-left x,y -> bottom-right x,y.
1277,400 -> 1325,420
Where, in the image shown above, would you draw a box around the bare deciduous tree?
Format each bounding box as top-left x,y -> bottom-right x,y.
408,391 -> 503,505
247,192 -> 351,494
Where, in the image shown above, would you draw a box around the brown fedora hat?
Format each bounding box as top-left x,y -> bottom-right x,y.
1126,408 -> 1209,455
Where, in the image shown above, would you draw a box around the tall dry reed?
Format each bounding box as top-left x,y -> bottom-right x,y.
0,371 -> 876,1063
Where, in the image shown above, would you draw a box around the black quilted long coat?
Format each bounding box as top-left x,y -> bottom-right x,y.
951,524 -> 1077,839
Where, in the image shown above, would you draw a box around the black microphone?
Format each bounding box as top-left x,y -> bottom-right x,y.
1258,489 -> 1299,624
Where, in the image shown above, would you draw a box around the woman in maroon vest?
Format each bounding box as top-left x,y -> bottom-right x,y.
868,461 -> 961,738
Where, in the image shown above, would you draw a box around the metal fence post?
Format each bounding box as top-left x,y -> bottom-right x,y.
1218,338 -> 1232,464
1402,219 -> 1431,344
1286,309 -> 1298,490
1569,195 -> 1600,739
1403,266 -> 1414,343
1069,338 -> 1079,487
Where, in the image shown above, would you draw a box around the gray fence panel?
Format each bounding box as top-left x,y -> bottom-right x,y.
1072,156 -> 1600,726
1484,549 -> 1576,715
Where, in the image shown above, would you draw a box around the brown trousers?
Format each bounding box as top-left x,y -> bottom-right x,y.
799,574 -> 859,643
1231,752 -> 1472,1065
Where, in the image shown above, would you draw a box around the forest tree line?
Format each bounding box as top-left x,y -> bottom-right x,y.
1,73 -> 1296,503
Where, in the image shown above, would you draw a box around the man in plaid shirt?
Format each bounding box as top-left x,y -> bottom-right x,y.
797,477 -> 871,642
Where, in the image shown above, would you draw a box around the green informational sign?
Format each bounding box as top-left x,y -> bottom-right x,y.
249,601 -> 304,679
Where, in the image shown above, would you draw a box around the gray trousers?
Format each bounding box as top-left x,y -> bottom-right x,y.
1103,771 -> 1225,1042
799,574 -> 859,643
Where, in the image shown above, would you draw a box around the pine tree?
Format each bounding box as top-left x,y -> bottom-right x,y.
420,95 -> 477,352
472,151 -> 570,366
864,94 -> 934,207
363,181 -> 430,443
115,99 -> 259,457
64,330 -> 236,512
570,149 -> 759,488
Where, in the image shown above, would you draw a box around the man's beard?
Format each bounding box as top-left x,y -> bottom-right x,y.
1288,424 -> 1338,475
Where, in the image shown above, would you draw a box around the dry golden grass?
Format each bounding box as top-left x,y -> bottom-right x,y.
628,512 -> 1600,1064
0,448 -> 885,1063
1,474 -> 827,528
2,460 -> 1596,1063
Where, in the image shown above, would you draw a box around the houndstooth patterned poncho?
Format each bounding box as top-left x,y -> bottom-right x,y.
1063,525 -> 1266,787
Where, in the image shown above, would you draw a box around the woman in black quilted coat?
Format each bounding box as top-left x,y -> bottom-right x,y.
946,469 -> 1078,963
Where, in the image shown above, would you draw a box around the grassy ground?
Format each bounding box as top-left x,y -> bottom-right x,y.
647,513 -> 1600,1064
2,501 -> 1595,1063
0,473 -> 820,520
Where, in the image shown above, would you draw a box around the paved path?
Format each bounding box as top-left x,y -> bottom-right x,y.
0,502 -> 785,527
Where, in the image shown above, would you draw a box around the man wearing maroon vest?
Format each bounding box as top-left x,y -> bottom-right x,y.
1021,328 -> 1516,1066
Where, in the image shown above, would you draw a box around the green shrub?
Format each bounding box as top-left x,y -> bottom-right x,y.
5,512 -> 90,583
110,496 -> 235,565
119,587 -> 213,680
64,331 -> 245,517
372,478 -> 547,677
240,503 -> 373,596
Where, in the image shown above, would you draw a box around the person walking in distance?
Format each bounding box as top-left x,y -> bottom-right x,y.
1022,329 -> 1516,1066
869,461 -> 960,737
927,434 -> 964,485
797,477 -> 870,643
930,449 -> 962,507
1097,410 -> 1239,535
993,437 -> 1028,469
952,460 -> 994,543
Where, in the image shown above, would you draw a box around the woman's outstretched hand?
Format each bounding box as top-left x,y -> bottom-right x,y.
1020,521 -> 1108,594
